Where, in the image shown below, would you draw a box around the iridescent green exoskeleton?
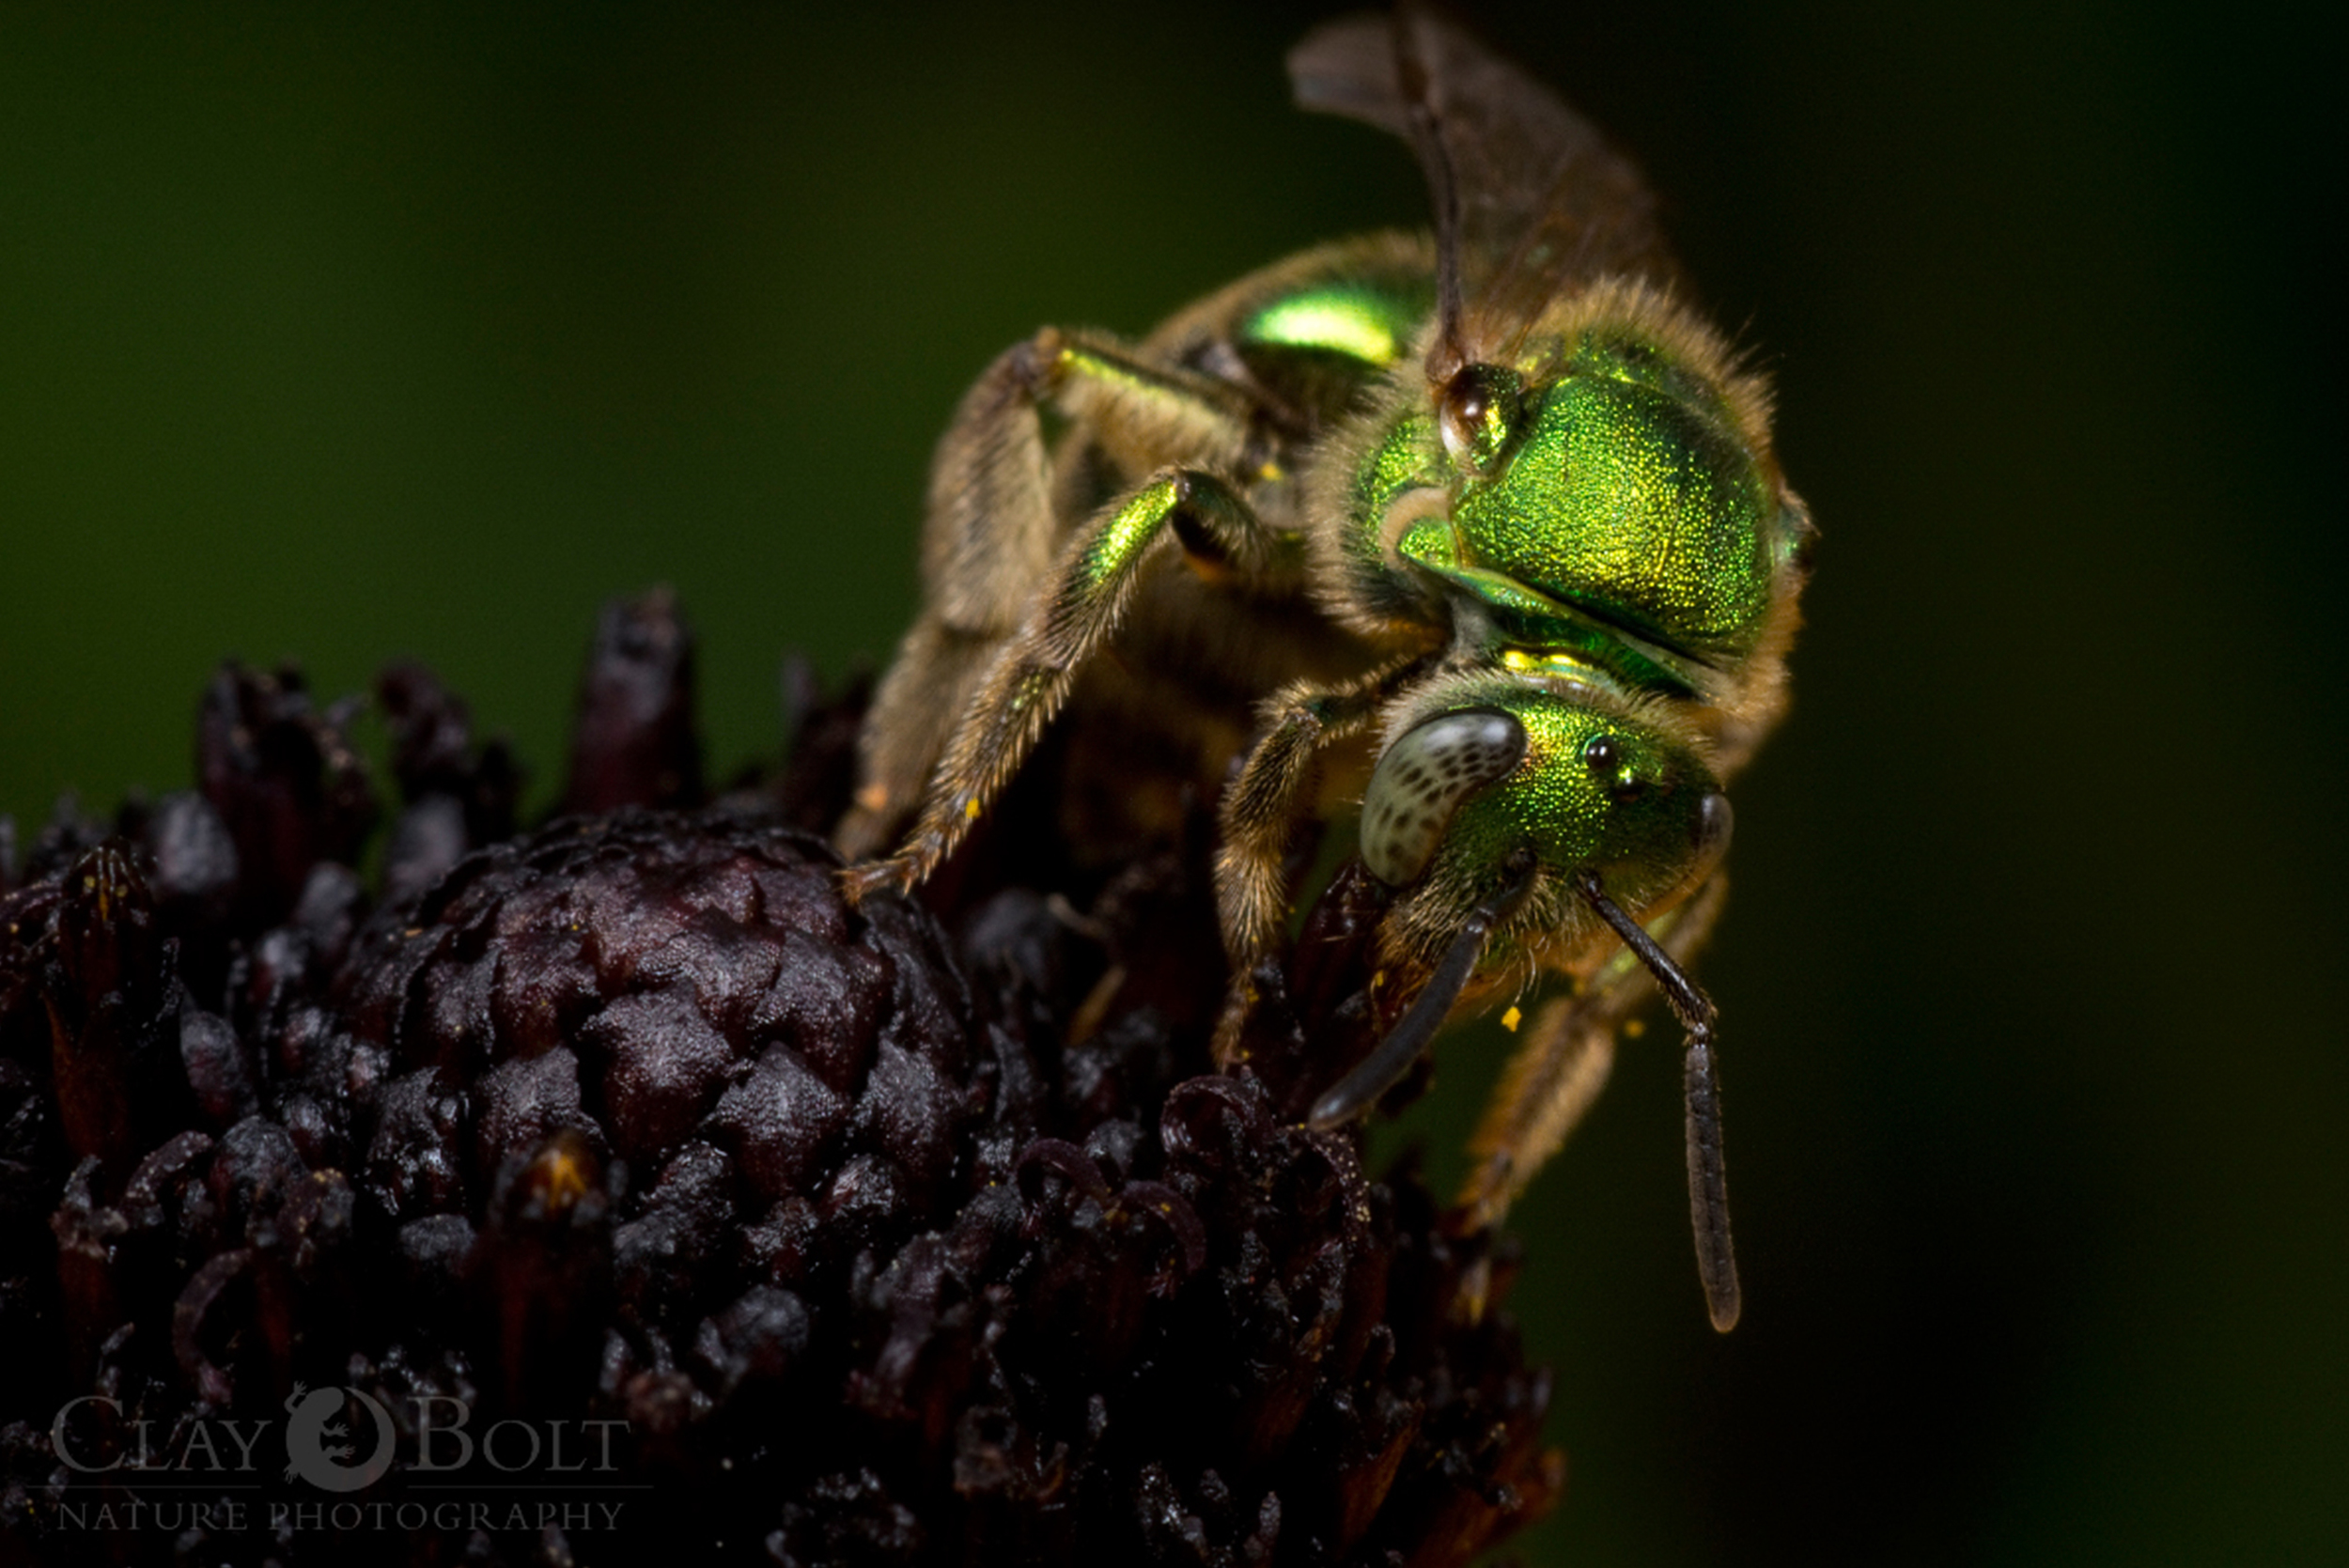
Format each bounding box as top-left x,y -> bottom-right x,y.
836,9 -> 1812,1332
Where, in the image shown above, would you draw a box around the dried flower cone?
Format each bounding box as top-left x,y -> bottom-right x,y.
0,593 -> 1561,1566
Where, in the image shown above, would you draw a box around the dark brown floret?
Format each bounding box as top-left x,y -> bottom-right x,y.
0,598 -> 1559,1567
377,660 -> 524,908
195,663 -> 379,933
563,588 -> 704,817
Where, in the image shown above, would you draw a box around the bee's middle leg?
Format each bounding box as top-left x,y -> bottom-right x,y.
836,618 -> 996,863
840,325 -> 1276,881
848,468 -> 1286,900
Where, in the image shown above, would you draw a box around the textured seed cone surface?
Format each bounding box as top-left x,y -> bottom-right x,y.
0,596 -> 1561,1566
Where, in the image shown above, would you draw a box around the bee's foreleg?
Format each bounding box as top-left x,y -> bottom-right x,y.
1210,656 -> 1429,1063
1456,995 -> 1618,1233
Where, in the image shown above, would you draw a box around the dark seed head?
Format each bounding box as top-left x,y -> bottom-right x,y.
0,636 -> 1560,1566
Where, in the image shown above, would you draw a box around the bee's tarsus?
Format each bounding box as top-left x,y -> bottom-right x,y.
838,860 -> 908,908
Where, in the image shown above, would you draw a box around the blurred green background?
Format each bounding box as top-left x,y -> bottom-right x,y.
3,1 -> 2341,1562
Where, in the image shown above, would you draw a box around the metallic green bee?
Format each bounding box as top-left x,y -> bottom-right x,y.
838,9 -> 1812,1331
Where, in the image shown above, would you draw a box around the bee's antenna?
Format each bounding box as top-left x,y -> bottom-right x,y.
1307,847 -> 1537,1128
1391,6 -> 1468,384
1573,868 -> 1741,1331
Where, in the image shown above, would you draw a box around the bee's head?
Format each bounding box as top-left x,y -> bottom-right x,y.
1359,675 -> 1729,986
1299,673 -> 1729,1134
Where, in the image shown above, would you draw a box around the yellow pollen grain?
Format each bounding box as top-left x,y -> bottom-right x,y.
533,1150 -> 590,1211
1501,1005 -> 1522,1032
1624,1017 -> 1646,1039
964,799 -> 981,820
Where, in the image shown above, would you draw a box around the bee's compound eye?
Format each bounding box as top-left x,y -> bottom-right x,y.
1438,364 -> 1522,474
1361,709 -> 1530,886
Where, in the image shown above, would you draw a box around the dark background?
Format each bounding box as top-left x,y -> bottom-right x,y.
3,2 -> 2341,1562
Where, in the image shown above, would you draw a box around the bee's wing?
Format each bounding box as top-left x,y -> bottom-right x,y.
1288,9 -> 1673,368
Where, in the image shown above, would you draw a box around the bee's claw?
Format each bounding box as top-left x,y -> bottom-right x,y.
838,860 -> 910,907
